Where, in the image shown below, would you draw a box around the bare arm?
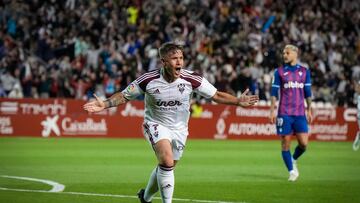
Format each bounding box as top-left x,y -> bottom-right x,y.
305,97 -> 312,123
212,89 -> 259,107
103,92 -> 128,108
269,96 -> 277,124
83,92 -> 128,113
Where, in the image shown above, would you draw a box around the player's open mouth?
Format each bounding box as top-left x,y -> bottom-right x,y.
175,67 -> 181,75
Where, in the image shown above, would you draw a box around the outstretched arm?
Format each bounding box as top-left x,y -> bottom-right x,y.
212,89 -> 259,107
83,92 -> 128,113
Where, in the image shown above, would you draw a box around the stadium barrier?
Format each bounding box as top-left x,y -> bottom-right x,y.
0,98 -> 357,141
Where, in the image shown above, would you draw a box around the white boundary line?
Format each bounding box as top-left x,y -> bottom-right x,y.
1,175 -> 65,192
0,175 -> 245,203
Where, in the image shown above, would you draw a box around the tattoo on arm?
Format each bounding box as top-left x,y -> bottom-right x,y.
104,92 -> 128,108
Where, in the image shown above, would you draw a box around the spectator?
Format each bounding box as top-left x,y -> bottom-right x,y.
0,0 -> 358,107
8,83 -> 23,98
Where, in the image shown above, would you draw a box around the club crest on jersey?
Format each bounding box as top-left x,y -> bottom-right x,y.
177,83 -> 185,94
299,71 -> 303,76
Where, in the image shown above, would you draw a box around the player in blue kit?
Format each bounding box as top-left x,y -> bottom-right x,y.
269,44 -> 313,181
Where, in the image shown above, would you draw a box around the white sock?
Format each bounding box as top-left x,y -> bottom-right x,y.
144,167 -> 159,202
157,164 -> 174,203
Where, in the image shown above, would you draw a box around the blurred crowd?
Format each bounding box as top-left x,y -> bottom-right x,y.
0,0 -> 359,106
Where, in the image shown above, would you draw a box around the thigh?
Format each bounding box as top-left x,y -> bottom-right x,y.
143,122 -> 175,165
154,139 -> 174,166
295,133 -> 309,147
293,116 -> 309,133
276,115 -> 293,135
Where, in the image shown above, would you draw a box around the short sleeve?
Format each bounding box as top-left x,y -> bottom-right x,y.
270,69 -> 280,98
194,77 -> 217,98
121,81 -> 144,100
304,68 -> 312,98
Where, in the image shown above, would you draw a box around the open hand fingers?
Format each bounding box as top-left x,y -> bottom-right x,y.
93,94 -> 102,102
83,101 -> 97,112
249,95 -> 259,102
241,88 -> 249,95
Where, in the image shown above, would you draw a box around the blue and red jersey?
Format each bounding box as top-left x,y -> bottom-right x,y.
271,64 -> 312,116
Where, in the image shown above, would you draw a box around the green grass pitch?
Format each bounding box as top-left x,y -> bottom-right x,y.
0,137 -> 359,203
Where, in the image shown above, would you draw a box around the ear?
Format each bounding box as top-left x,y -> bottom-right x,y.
161,58 -> 166,65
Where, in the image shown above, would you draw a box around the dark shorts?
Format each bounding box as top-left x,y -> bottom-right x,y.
276,115 -> 308,135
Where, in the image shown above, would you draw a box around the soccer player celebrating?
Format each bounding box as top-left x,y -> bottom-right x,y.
83,42 -> 259,203
269,44 -> 312,182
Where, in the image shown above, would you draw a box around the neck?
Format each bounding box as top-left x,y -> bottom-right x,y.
162,67 -> 175,83
289,60 -> 297,66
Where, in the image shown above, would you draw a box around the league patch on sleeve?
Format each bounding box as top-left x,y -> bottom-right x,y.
126,83 -> 136,93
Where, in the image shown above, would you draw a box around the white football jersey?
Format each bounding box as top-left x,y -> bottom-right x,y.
122,68 -> 217,131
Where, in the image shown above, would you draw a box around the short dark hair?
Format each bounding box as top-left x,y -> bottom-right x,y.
158,42 -> 183,59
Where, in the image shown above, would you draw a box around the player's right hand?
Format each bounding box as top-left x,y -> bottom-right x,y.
237,89 -> 259,107
269,111 -> 276,124
83,94 -> 106,113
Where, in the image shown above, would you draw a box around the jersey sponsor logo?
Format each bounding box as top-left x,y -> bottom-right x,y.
283,81 -> 304,89
156,100 -> 182,107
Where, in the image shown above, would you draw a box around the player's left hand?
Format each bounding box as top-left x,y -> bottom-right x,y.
238,89 -> 259,107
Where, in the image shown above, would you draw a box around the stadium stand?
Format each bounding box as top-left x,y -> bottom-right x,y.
0,0 -> 359,106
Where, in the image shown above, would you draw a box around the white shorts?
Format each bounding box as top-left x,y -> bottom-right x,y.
143,121 -> 188,160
